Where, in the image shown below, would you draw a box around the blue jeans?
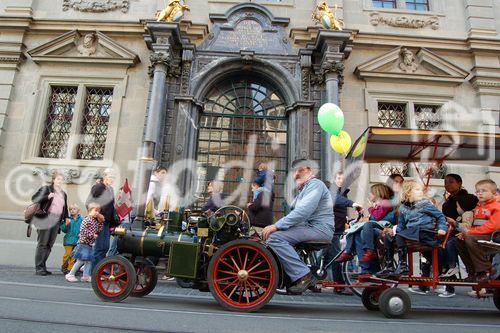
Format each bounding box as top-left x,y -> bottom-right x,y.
346,229 -> 379,273
267,225 -> 332,282
440,235 -> 458,268
107,222 -> 130,257
91,222 -> 110,273
69,259 -> 92,278
361,221 -> 382,250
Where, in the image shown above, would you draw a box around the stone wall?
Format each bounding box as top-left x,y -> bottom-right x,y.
0,0 -> 498,216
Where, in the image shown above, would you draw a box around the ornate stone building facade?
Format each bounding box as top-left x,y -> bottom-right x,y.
0,0 -> 498,220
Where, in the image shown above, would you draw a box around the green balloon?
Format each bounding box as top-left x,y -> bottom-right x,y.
318,103 -> 344,135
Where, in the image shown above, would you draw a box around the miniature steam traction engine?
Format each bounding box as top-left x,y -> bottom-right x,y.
91,206 -> 282,312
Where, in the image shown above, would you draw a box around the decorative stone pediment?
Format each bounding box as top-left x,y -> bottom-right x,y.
199,3 -> 293,55
27,30 -> 140,66
355,47 -> 468,85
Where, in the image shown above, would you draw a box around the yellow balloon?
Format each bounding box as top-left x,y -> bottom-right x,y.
330,131 -> 352,155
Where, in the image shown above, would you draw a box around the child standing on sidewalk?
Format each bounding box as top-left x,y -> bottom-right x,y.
65,203 -> 104,282
60,204 -> 83,275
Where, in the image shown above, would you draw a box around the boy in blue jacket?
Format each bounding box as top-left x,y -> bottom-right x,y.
61,204 -> 83,274
392,180 -> 447,276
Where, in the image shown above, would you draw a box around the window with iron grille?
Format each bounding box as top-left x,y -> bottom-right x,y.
406,0 -> 430,11
197,77 -> 288,218
415,104 -> 441,129
378,102 -> 409,176
372,0 -> 397,8
76,87 -> 113,160
38,85 -> 114,160
39,86 -> 78,158
378,102 -> 407,128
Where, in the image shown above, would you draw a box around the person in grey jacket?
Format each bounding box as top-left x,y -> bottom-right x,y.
263,159 -> 334,294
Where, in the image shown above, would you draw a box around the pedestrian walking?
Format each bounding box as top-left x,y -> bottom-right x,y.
31,171 -> 69,276
86,168 -> 118,273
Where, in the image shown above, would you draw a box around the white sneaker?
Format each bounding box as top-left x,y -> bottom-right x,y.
440,267 -> 459,278
65,274 -> 78,282
434,286 -> 446,294
468,289 -> 486,297
80,276 -> 91,283
438,291 -> 455,298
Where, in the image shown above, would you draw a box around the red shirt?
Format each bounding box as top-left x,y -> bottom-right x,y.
469,199 -> 500,235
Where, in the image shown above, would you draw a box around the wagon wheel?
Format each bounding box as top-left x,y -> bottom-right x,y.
208,239 -> 278,312
92,255 -> 136,303
379,288 -> 411,318
131,259 -> 158,297
361,288 -> 384,311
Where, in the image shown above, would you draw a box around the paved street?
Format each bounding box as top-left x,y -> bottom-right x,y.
0,265 -> 499,333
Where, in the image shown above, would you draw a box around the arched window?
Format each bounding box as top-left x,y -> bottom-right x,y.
196,76 -> 288,217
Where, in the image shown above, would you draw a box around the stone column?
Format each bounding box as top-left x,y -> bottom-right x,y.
0,6 -> 30,150
170,96 -> 202,204
134,22 -> 184,226
287,102 -> 315,162
321,61 -> 345,183
134,51 -> 170,224
310,30 -> 352,183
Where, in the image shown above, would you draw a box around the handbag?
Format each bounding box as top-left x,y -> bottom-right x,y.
24,202 -> 48,223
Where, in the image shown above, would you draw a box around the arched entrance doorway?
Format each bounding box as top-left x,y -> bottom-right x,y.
196,76 -> 288,218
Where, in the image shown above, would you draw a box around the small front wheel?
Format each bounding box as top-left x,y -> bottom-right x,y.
361,288 -> 381,311
92,255 -> 136,303
379,288 -> 411,318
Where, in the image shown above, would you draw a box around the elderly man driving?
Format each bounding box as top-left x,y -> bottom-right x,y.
263,159 -> 334,294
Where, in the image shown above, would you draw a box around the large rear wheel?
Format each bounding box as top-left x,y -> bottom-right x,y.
341,256 -> 363,297
208,239 -> 278,312
92,255 -> 136,302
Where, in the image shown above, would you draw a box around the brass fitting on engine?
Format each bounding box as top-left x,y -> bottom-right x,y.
113,226 -> 127,236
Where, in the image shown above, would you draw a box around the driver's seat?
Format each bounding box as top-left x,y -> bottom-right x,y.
295,240 -> 331,252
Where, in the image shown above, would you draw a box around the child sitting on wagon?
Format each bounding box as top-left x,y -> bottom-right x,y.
456,179 -> 500,283
335,183 -> 395,269
391,180 -> 447,277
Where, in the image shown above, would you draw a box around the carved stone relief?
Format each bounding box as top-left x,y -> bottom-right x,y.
398,48 -> 418,73
77,33 -> 97,56
32,167 -> 99,184
63,0 -> 130,13
370,12 -> 439,30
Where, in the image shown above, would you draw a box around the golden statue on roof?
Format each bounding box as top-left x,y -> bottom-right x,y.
312,2 -> 344,31
156,0 -> 190,22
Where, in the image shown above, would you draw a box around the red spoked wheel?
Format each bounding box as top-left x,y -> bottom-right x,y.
92,255 -> 136,302
131,258 -> 158,297
208,239 -> 278,312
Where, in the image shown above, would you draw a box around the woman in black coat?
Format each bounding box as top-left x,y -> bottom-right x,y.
31,171 -> 69,276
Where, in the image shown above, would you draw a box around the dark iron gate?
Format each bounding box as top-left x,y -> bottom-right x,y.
196,76 -> 288,218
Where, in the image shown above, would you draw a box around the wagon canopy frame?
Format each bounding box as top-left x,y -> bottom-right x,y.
345,127 -> 500,186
